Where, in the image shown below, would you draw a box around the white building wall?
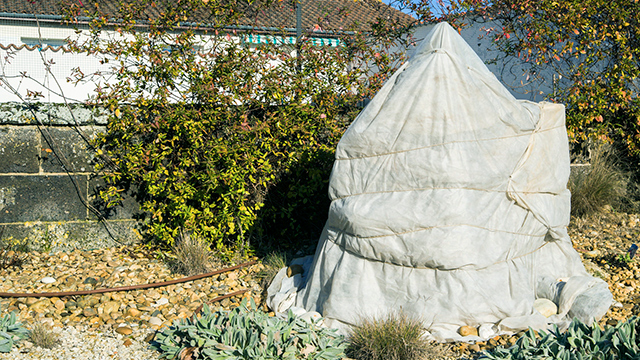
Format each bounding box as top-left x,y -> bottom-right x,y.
0,22 -> 108,103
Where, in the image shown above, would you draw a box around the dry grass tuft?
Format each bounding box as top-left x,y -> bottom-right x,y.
29,322 -> 58,349
569,143 -> 627,217
347,311 -> 437,360
171,231 -> 212,276
258,252 -> 287,290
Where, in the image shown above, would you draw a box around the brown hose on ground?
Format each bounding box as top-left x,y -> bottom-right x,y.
0,260 -> 256,298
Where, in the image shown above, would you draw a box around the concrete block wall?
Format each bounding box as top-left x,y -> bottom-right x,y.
0,103 -> 141,251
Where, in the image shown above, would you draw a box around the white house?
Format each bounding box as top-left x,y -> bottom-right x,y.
0,0 -> 414,103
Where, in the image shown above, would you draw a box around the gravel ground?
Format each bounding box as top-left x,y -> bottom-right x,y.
0,210 -> 638,359
0,325 -> 161,360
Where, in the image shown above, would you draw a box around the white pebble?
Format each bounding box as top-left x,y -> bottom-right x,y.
149,317 -> 163,326
40,277 -> 56,284
533,298 -> 558,318
154,298 -> 169,306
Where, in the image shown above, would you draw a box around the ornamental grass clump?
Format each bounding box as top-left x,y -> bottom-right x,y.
569,143 -> 627,217
29,322 -> 58,349
481,317 -> 640,360
152,298 -> 347,360
170,231 -> 213,276
346,311 -> 432,360
258,251 -> 287,290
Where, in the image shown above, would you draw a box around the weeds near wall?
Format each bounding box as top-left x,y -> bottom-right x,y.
569,143 -> 628,217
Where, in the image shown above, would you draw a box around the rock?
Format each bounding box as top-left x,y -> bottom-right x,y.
123,338 -> 133,347
54,300 -> 65,311
459,325 -> 478,337
115,326 -> 133,335
149,317 -> 163,326
126,308 -> 141,318
300,311 -> 323,324
29,299 -> 51,313
41,277 -> 56,284
469,344 -> 481,352
26,298 -> 39,306
287,264 -> 304,277
103,301 -> 120,315
144,333 -> 156,343
83,277 -> 99,285
478,324 -> 496,339
533,298 -> 558,318
83,308 -> 97,317
154,298 -> 169,306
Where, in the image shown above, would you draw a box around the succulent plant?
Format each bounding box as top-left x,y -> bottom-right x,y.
0,309 -> 28,353
153,298 -> 348,359
481,317 -> 640,360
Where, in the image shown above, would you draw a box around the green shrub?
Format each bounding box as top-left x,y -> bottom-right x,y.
346,311 -> 432,360
152,298 -> 348,360
63,0 -> 410,259
481,317 -> 640,360
29,322 -> 58,349
0,310 -> 28,353
569,143 -> 627,217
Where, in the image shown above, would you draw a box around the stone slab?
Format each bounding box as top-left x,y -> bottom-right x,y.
0,103 -> 109,125
0,126 -> 39,173
40,126 -> 100,173
0,220 -> 142,252
0,175 -> 89,223
87,176 -> 142,221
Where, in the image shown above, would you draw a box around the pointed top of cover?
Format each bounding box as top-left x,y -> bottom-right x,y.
335,22 -> 539,161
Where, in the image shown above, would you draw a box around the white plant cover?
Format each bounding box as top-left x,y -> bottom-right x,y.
269,22 -> 612,341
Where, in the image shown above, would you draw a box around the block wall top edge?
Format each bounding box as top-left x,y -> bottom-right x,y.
0,102 -> 109,125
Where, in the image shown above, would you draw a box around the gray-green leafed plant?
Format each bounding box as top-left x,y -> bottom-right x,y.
481,317 -> 640,360
0,310 -> 28,353
152,298 -> 348,359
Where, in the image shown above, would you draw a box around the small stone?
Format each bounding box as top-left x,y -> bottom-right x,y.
41,277 -> 56,284
29,299 -> 51,313
459,325 -> 478,337
83,277 -> 99,285
54,300 -> 65,311
26,298 -> 39,306
126,308 -> 141,318
123,338 -> 133,347
287,264 -> 304,277
149,317 -> 163,326
154,298 -> 169,306
116,326 -> 133,335
104,301 -> 120,315
83,308 -> 97,317
469,344 -> 481,352
533,298 -> 557,318
144,333 -> 156,343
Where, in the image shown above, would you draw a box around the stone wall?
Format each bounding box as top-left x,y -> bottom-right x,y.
0,103 -> 141,251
